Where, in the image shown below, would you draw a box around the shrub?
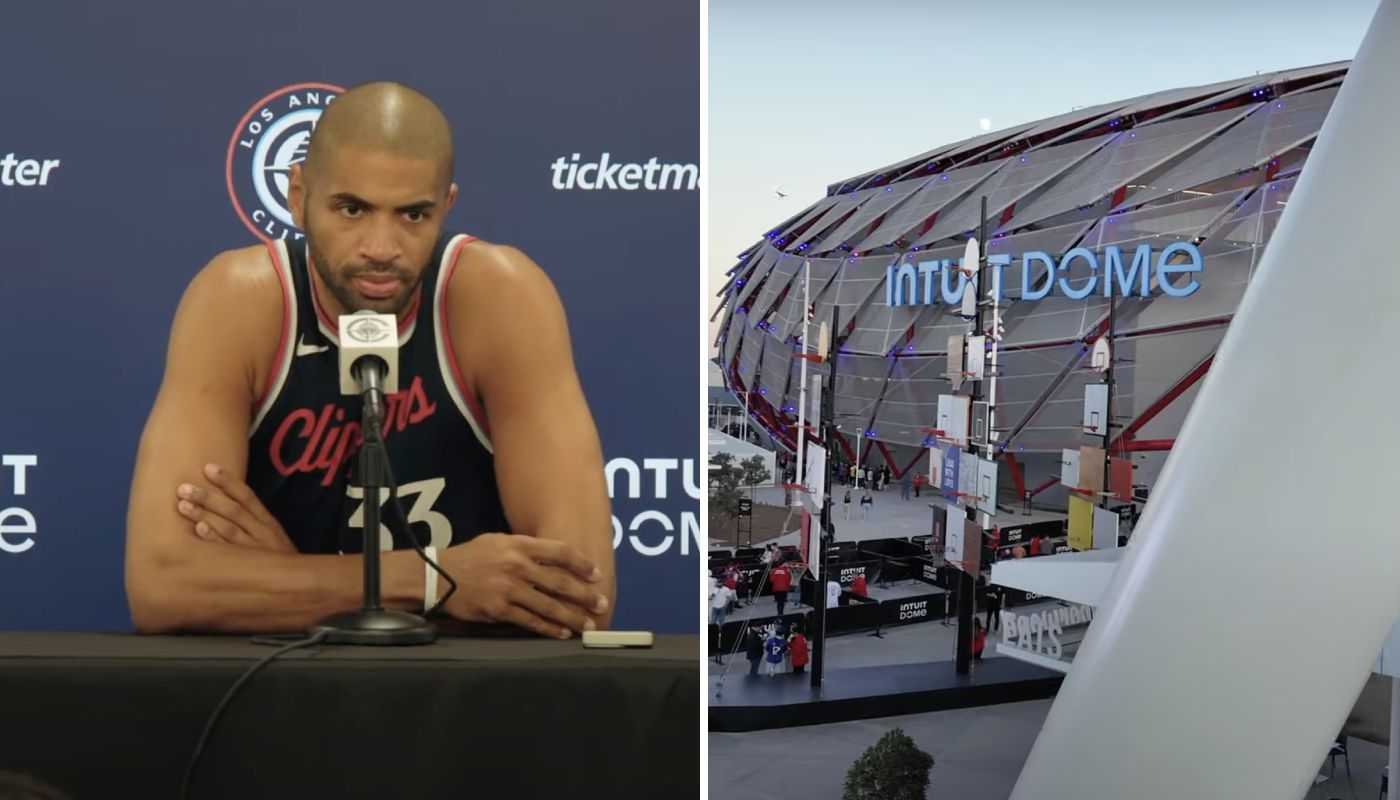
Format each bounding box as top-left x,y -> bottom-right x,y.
842,728 -> 934,800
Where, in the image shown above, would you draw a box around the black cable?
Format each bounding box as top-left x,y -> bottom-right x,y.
361,414 -> 457,615
179,630 -> 329,800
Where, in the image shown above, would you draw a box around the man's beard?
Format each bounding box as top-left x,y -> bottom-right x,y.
306,230 -> 422,316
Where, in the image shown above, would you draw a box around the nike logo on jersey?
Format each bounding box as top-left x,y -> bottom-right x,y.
295,334 -> 330,357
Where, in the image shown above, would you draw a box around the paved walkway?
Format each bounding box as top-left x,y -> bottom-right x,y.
713,485 -> 1065,547
711,698 -> 1389,800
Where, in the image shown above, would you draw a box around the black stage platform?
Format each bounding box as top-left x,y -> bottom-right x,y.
709,657 -> 1062,732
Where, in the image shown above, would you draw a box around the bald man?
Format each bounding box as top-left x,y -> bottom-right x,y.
123,82 -> 615,638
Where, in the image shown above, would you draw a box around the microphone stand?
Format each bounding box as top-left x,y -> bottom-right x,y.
311,378 -> 436,645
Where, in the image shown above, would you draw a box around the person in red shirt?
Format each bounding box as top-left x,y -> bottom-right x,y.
770,563 -> 792,616
851,573 -> 868,598
788,625 -> 809,675
1029,535 -> 1042,556
972,618 -> 986,661
724,570 -> 742,610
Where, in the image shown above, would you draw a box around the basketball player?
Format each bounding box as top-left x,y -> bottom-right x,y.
124,82 -> 614,639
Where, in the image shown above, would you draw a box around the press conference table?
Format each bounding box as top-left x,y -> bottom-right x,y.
0,632 -> 699,800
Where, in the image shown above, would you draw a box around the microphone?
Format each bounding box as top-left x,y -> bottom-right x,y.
314,308 -> 436,646
338,310 -> 400,429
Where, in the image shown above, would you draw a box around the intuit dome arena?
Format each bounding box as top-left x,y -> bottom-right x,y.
713,61 -> 1347,504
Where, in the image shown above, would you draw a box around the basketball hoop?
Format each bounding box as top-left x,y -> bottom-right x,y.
1090,336 -> 1111,373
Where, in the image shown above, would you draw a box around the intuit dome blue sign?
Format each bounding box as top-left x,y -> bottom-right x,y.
886,241 -> 1204,306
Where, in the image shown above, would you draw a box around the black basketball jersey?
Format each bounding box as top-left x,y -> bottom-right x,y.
245,233 -> 510,554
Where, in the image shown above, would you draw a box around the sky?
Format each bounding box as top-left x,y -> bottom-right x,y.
707,0 -> 1379,348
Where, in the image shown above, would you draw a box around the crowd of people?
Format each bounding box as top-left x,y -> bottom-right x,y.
779,452 -> 946,518
709,540 -> 902,674
828,462 -> 935,522
743,618 -> 809,676
709,545 -> 805,653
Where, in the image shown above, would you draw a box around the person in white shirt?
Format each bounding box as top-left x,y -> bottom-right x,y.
826,578 -> 841,609
711,581 -> 735,628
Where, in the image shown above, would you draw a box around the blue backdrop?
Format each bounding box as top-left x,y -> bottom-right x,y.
0,1 -> 700,633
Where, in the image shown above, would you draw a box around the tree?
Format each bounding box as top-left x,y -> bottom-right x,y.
712,454 -> 775,541
842,728 -> 934,800
738,455 -> 771,496
709,453 -> 742,530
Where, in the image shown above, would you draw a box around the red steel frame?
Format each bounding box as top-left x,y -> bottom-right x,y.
1109,353 -> 1215,455
1003,452 -> 1027,498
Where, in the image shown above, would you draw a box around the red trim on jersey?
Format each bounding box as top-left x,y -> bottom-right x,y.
305,251 -> 422,336
437,236 -> 490,435
252,241 -> 294,414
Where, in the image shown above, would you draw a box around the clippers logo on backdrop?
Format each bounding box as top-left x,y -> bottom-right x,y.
550,154 -> 699,191
227,82 -> 347,241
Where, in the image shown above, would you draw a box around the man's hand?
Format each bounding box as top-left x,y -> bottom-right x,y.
175,468 -> 608,638
437,534 -> 610,640
174,463 -> 296,553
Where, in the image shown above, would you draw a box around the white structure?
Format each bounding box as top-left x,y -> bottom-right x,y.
1010,3 -> 1400,798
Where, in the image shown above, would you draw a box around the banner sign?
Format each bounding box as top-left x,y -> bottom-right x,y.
997,519 -> 1064,549
881,592 -> 946,627
886,242 -> 1205,308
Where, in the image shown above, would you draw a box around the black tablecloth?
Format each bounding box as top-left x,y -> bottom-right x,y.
0,632 -> 698,800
